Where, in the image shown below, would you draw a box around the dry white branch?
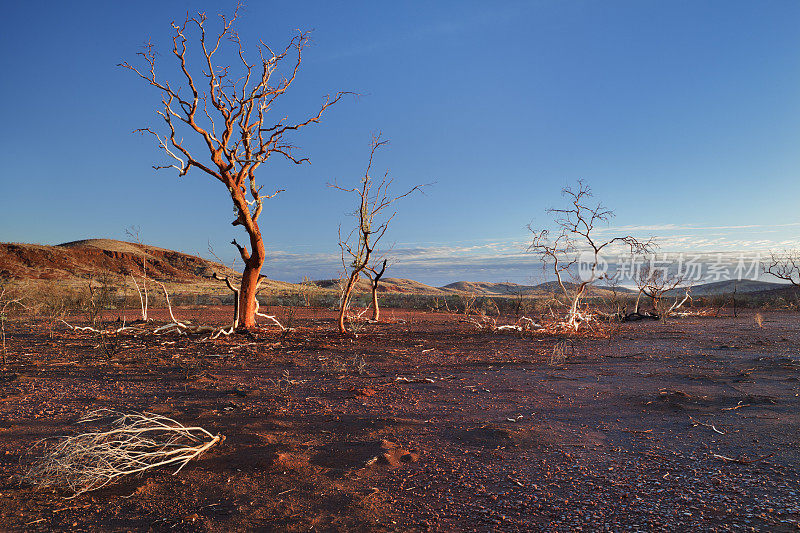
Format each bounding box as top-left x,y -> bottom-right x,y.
253,298 -> 288,331
59,319 -> 139,335
462,315 -> 541,333
151,283 -> 231,339
23,409 -> 222,497
689,415 -> 725,435
711,452 -> 774,464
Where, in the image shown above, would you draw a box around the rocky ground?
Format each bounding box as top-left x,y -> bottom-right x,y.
0,307 -> 798,531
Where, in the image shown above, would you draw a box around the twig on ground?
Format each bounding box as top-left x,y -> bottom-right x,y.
711,452 -> 774,464
689,415 -> 725,435
721,401 -> 750,411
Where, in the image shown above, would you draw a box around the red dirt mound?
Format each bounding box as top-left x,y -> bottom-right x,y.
0,239 -> 236,282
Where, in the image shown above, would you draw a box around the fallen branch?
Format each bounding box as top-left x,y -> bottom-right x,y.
254,298 -> 288,331
395,376 -> 436,384
462,315 -> 541,333
721,401 -> 750,411
711,452 -> 774,465
152,283 -> 225,338
59,320 -> 140,335
23,409 -> 222,497
689,415 -> 725,435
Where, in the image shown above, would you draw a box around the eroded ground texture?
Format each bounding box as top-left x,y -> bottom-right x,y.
1,308 -> 798,531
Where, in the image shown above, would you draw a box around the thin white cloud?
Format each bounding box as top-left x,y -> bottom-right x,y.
603,221 -> 800,233
257,221 -> 800,285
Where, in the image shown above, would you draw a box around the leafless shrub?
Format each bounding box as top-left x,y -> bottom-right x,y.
634,263 -> 691,321
764,250 -> 800,287
511,292 -> 535,321
549,340 -> 574,366
22,409 -> 222,497
460,293 -> 478,315
480,298 -> 500,317
353,354 -> 368,375
317,353 -> 368,375
298,276 -> 319,307
0,285 -> 24,365
268,369 -> 298,395
428,296 -> 453,313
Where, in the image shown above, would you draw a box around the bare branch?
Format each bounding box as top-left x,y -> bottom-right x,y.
332,135 -> 426,334
528,180 -> 656,330
764,250 -> 800,287
123,8 -> 349,329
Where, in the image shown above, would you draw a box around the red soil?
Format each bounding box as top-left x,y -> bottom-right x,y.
0,307 -> 798,531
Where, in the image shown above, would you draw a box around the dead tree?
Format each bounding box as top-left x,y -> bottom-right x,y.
631,263 -> 691,321
764,250 -> 800,287
330,135 -> 422,335
0,285 -> 24,366
365,259 -> 387,321
528,181 -> 654,331
121,6 -> 348,329
125,226 -> 149,321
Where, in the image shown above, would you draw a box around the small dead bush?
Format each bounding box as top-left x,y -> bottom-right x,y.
22,409 -> 222,497
549,340 -> 574,366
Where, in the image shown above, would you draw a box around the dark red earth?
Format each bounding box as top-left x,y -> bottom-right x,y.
1,307 -> 798,531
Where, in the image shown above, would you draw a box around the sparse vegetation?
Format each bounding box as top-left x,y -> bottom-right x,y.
2,2 -> 798,530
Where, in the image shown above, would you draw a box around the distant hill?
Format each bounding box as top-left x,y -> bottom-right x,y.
3,239 -> 795,300
441,280 -> 635,296
314,277 -> 448,295
671,279 -> 790,296
441,281 -> 536,295
0,239 -> 239,283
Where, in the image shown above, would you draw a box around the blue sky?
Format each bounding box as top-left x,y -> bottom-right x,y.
1,1 -> 798,285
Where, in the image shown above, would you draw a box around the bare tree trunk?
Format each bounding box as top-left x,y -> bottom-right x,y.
368,260 -> 386,322
236,231 -> 266,330
338,272 -> 359,334
567,283 -> 588,329
370,284 -> 380,322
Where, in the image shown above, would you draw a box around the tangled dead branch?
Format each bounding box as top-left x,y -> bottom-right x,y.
462,315 -> 541,333
150,282 -> 230,338
22,409 -> 222,497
